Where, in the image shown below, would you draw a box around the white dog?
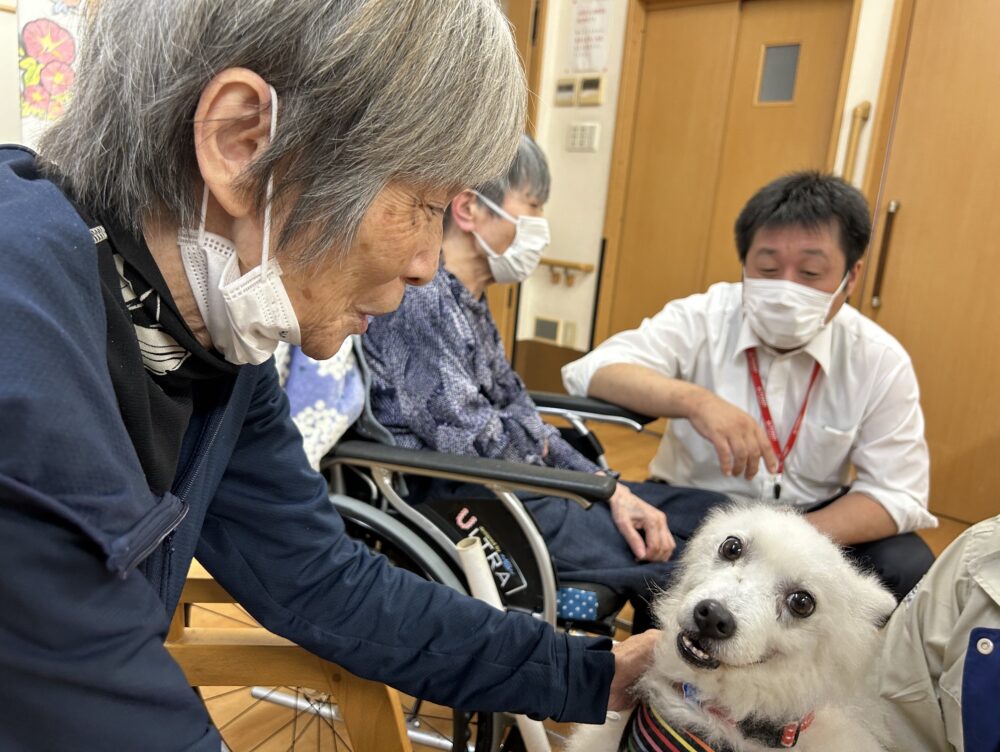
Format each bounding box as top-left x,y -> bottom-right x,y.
567,505 -> 896,752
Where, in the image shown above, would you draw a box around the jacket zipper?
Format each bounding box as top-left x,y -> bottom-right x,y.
178,403 -> 229,502
121,502 -> 190,576
120,403 -> 229,575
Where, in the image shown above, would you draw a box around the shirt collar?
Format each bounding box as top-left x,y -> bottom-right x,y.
732,313 -> 834,375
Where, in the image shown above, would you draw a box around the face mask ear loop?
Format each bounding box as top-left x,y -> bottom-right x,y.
197,182 -> 210,250
260,84 -> 279,270
826,271 -> 851,318
472,190 -> 517,225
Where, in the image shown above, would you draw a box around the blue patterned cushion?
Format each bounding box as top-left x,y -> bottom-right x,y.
275,341 -> 365,469
557,587 -> 599,621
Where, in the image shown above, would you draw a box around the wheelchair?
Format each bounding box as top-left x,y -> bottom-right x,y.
184,340 -> 656,752
314,343 -> 657,751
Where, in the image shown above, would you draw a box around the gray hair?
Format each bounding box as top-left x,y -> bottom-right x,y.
445,134 -> 550,228
40,0 -> 525,264
477,133 -> 551,208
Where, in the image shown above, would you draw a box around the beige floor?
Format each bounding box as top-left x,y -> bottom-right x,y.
189,421 -> 967,750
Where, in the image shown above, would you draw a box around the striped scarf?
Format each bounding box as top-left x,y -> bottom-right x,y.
619,702 -> 733,752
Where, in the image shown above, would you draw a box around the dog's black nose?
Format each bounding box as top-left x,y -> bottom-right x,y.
693,599 -> 737,640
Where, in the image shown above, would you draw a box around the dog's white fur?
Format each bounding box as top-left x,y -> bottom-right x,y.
567,505 -> 895,752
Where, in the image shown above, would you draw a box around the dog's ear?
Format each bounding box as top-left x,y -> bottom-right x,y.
853,572 -> 898,629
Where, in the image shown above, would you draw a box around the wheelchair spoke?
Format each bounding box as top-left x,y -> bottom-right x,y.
285,708 -> 318,752
216,686 -> 278,732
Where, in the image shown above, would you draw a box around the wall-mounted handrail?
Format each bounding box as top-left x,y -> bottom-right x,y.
539,257 -> 595,287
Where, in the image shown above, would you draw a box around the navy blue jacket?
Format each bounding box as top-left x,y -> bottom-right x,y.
0,146 -> 614,751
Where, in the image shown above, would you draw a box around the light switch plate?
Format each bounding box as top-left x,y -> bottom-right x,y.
566,122 -> 600,153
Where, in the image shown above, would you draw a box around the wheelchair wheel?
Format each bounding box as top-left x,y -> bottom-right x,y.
193,519 -> 504,752
344,516 -> 506,752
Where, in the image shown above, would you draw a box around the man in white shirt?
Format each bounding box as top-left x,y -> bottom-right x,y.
563,172 -> 937,598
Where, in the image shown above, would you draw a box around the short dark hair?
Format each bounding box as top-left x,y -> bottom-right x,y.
734,172 -> 872,272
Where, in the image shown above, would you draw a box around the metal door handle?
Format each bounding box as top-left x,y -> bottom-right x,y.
871,200 -> 900,309
841,101 -> 872,181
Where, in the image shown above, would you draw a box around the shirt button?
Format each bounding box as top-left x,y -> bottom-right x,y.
978,637 -> 994,655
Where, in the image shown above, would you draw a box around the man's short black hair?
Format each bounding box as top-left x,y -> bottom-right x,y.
734,171 -> 872,272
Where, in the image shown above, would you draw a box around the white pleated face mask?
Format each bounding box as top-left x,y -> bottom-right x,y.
177,85 -> 301,365
742,273 -> 848,350
471,191 -> 550,284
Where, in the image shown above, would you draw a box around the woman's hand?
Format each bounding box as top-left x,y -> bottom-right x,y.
609,629 -> 661,711
607,482 -> 675,562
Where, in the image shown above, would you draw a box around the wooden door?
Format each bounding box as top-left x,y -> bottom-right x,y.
859,0 -> 1000,524
596,0 -> 855,341
604,1 -> 741,340
699,0 -> 854,285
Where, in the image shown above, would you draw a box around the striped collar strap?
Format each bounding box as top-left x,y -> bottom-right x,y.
619,686 -> 815,751
620,702 -> 729,752
671,683 -> 815,749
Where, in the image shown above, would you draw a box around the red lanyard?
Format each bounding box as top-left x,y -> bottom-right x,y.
745,347 -> 822,499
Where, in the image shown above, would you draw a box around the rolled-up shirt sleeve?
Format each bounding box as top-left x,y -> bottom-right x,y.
562,296 -> 706,397
850,357 -> 936,534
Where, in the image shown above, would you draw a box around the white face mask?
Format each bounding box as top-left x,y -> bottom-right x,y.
177,85 -> 300,365
471,190 -> 550,284
742,273 -> 848,350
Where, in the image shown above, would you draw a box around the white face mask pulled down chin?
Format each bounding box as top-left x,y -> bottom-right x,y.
176,84 -> 301,365
742,273 -> 849,350
471,191 -> 551,284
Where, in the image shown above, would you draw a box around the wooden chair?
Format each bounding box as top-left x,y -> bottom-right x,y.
165,562 -> 413,752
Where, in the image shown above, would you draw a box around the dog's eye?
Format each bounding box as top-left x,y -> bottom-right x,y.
786,591 -> 816,618
719,536 -> 743,561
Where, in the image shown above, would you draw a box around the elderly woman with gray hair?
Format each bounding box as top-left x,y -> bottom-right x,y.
0,1 -> 656,749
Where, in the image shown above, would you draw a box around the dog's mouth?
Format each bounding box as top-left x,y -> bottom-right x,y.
676,631 -> 721,670
676,631 -> 780,671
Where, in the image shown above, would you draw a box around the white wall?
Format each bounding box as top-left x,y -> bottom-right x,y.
519,0 -> 897,352
0,5 -> 21,143
517,0 -> 629,350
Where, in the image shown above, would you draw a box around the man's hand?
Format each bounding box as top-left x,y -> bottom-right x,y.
609,629 -> 661,711
687,390 -> 778,480
607,482 -> 675,562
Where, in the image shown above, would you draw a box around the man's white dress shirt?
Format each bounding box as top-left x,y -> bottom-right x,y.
563,282 -> 937,534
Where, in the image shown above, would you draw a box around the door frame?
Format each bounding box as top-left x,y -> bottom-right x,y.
489,0 -> 550,359
851,0 -> 916,312
592,0 -> 862,345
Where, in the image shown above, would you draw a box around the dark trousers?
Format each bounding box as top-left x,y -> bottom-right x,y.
641,480 -> 936,604
807,493 -> 935,600
839,532 -> 934,601
414,478 -> 730,633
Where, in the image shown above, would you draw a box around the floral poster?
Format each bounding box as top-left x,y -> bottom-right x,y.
17,0 -> 81,149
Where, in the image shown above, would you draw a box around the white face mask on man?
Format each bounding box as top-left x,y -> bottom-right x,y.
471,190 -> 550,284
176,85 -> 301,365
742,273 -> 848,350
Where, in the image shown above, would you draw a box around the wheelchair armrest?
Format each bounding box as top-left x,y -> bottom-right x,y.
529,391 -> 657,431
331,440 -> 616,504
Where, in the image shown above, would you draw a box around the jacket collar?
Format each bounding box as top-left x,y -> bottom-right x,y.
966,517 -> 1000,608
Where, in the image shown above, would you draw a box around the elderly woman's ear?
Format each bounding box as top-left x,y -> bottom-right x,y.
194,68 -> 274,223
448,190 -> 482,234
